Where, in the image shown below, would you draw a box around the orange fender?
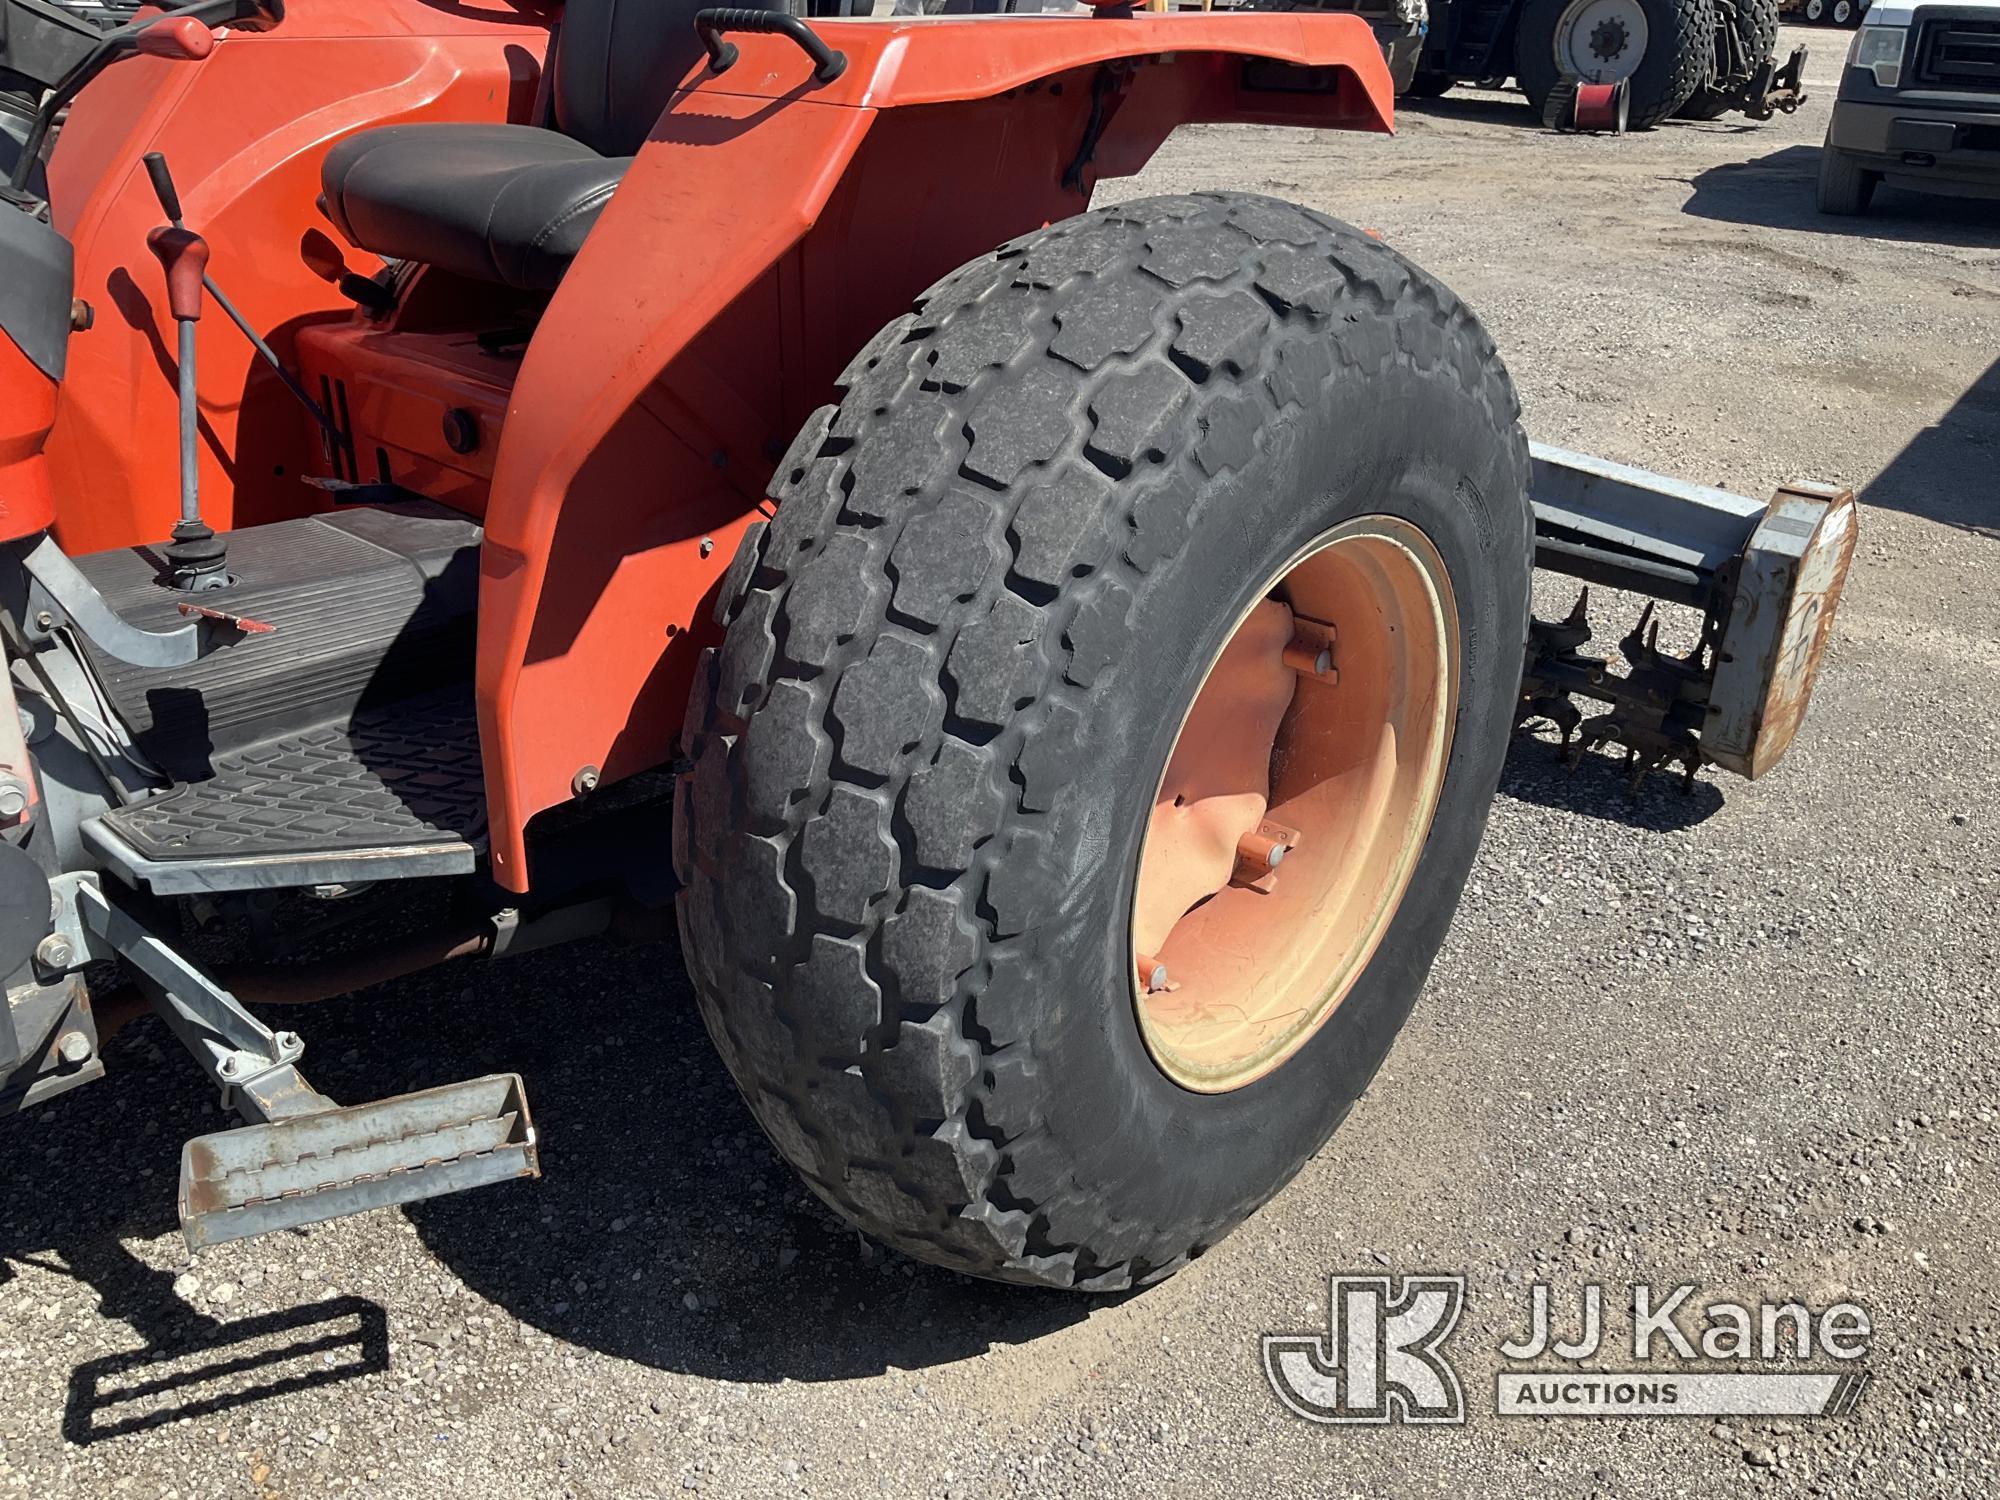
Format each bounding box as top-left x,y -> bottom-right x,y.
479,13 -> 1394,888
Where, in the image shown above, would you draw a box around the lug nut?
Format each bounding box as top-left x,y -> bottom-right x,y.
1136,954 -> 1173,994
1283,642 -> 1332,675
1231,820 -> 1301,892
1235,829 -> 1289,869
1283,621 -> 1338,680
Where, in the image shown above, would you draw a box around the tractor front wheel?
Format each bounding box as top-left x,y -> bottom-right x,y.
675,194 -> 1532,1289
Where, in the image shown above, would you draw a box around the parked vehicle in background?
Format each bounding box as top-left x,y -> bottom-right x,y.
1819,0 -> 2000,212
1266,0 -> 1806,129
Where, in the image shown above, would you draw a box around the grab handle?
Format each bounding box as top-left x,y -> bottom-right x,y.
694,8 -> 848,85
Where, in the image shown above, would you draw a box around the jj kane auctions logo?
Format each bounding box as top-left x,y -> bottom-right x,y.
1265,1275 -> 1872,1424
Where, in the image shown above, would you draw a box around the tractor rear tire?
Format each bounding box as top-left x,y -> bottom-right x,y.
1678,0 -> 1780,118
1408,69 -> 1458,98
1515,0 -> 1716,130
675,194 -> 1532,1289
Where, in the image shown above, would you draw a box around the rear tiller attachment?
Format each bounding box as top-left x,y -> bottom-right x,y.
1521,444 -> 1857,791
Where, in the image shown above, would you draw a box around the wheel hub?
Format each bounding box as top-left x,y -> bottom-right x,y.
1554,0 -> 1650,82
1129,517 -> 1458,1094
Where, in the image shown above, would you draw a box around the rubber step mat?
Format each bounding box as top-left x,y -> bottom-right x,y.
179,1073 -> 538,1249
87,690 -> 483,891
70,505 -> 481,781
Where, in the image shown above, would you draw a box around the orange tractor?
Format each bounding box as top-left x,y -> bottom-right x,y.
0,0 -> 1853,1286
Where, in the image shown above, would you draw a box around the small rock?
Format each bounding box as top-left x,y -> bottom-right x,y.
1744,1446 -> 1778,1468
209,1281 -> 238,1305
682,1292 -> 701,1312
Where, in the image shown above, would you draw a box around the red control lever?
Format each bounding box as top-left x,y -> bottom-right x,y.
135,16 -> 217,60
145,225 -> 209,322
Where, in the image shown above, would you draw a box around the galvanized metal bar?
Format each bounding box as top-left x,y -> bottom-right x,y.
71,879 -> 325,1120
1528,442 -> 1769,588
175,320 -> 200,529
178,1073 -> 539,1249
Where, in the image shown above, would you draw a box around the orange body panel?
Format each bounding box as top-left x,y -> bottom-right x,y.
0,339 -> 60,542
295,325 -> 514,516
478,13 -> 1393,887
33,5 -> 1389,892
43,0 -> 551,556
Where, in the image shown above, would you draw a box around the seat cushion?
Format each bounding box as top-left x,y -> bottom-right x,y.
321,123 -> 630,291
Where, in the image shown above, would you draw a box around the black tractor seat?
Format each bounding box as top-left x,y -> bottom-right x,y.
318,0 -> 785,292
322,125 -> 628,292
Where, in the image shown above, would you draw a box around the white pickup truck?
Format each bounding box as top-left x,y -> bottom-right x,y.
1819,0 -> 2000,210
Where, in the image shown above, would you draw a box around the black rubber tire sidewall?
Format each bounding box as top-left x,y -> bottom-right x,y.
1515,0 -> 1717,129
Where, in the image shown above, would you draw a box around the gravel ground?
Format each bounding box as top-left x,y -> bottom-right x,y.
5,26 -> 1998,1499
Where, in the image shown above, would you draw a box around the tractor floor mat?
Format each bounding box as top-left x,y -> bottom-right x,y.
85,690 -> 484,893
68,505 -> 482,781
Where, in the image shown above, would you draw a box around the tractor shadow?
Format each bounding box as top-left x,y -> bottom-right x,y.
1681,143 -> 2000,245
0,943 -> 1083,1449
387,940 -> 1091,1381
1498,729 -> 1726,831
0,1020 -> 389,1445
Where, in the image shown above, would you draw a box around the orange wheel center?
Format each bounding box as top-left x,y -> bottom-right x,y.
1130,516 -> 1458,1093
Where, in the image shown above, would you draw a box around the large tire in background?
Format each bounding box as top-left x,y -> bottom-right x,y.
675,194 -> 1532,1290
1515,0 -> 1717,130
1678,0 -> 1780,118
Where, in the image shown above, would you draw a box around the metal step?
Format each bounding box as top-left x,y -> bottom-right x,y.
178,1072 -> 537,1249
84,690 -> 484,893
